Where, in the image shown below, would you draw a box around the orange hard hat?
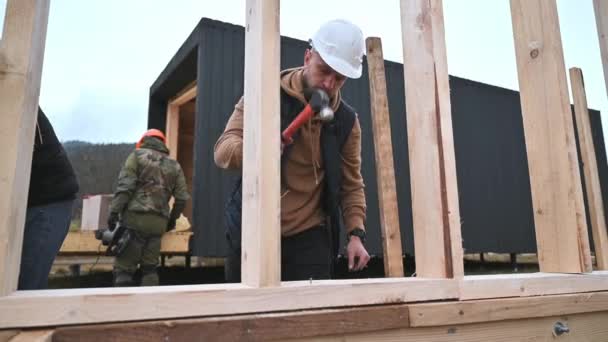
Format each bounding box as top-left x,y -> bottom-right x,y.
136,129 -> 166,148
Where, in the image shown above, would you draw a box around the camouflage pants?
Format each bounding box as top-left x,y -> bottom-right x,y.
113,230 -> 161,286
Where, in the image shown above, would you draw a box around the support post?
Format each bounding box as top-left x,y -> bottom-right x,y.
510,0 -> 592,273
365,37 -> 405,277
593,0 -> 608,100
241,0 -> 281,287
0,0 -> 51,295
400,0 -> 464,278
570,67 -> 608,270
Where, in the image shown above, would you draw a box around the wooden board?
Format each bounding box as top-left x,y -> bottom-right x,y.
80,195 -> 113,231
283,311 -> 608,342
409,291 -> 608,327
5,330 -> 54,342
0,278 -> 457,329
241,0 -> 281,287
510,0 -> 592,273
459,271 -> 608,300
165,103 -> 179,160
169,82 -> 197,106
52,305 -> 409,342
570,67 -> 608,270
177,100 -> 195,223
59,231 -> 192,255
365,37 -> 404,278
594,0 -> 608,100
0,0 -> 50,296
21,301 -> 608,341
400,0 -> 464,278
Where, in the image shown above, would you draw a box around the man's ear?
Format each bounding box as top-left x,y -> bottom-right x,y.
304,49 -> 313,66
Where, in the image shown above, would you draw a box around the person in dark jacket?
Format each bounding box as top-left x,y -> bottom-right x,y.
19,107 -> 79,290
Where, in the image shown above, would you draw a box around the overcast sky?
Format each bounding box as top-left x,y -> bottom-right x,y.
1,0 -> 605,145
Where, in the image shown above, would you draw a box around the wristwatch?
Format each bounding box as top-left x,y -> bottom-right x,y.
348,228 -> 366,244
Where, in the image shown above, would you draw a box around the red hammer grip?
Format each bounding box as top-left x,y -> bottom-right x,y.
281,104 -> 314,145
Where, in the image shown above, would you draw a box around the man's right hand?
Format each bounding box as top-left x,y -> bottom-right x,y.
107,212 -> 119,231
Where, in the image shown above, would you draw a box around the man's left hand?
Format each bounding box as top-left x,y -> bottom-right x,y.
347,236 -> 370,272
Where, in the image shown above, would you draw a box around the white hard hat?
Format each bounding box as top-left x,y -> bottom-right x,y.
310,19 -> 365,79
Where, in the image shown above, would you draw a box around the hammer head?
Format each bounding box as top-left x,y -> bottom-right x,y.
304,88 -> 334,121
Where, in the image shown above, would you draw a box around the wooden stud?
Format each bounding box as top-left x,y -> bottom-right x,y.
241,0 -> 281,287
365,37 -> 404,278
400,0 -> 464,278
570,67 -> 608,270
510,0 -> 592,273
594,0 -> 608,100
0,0 -> 50,296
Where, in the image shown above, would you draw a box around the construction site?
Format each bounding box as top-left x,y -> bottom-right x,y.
3,0 -> 608,340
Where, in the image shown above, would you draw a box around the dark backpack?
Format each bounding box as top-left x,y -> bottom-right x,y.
224,89 -> 357,256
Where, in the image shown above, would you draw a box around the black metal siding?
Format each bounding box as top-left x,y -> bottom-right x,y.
149,18 -> 608,257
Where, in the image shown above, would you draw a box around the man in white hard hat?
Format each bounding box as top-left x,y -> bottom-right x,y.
215,19 -> 370,281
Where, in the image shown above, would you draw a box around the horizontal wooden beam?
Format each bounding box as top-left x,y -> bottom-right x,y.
24,305 -> 608,341
459,271 -> 608,300
168,82 -> 197,107
4,272 -> 608,329
0,278 -> 456,329
5,329 -> 54,342
52,305 -> 409,342
285,311 -> 608,342
59,231 -> 191,255
409,291 -> 608,327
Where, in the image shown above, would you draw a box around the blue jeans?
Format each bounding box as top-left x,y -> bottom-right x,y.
18,199 -> 74,290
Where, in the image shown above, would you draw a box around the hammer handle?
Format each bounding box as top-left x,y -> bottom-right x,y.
281,104 -> 314,145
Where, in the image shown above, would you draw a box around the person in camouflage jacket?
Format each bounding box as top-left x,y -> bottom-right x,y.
107,129 -> 190,286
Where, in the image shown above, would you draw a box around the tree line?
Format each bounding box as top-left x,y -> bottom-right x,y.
63,140 -> 134,219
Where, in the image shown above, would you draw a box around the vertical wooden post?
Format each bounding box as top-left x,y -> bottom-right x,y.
0,0 -> 50,295
241,0 -> 281,287
165,104 -> 179,160
365,37 -> 404,277
510,0 -> 592,273
570,67 -> 608,270
593,0 -> 608,99
400,0 -> 464,278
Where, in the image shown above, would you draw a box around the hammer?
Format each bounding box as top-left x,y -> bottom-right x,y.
281,88 -> 334,145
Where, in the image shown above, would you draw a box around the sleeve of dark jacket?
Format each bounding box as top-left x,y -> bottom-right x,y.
28,108 -> 79,207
